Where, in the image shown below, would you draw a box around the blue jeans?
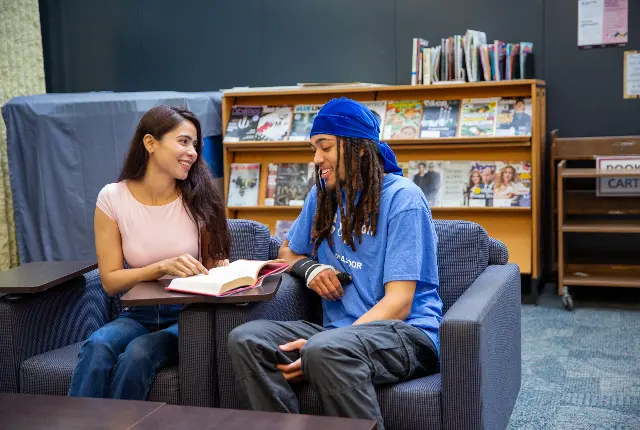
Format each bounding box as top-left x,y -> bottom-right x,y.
68,304 -> 183,400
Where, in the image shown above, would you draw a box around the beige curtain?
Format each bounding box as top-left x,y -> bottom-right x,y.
0,0 -> 47,269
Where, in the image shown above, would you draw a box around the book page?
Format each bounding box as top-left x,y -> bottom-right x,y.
205,260 -> 268,284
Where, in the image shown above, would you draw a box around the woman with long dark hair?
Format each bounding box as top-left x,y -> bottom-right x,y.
68,105 -> 231,400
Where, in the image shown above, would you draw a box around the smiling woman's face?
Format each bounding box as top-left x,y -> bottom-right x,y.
145,120 -> 198,180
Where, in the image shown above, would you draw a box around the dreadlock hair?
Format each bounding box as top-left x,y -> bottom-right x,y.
311,136 -> 384,256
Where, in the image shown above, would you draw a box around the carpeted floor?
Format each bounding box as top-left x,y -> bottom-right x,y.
509,303 -> 640,429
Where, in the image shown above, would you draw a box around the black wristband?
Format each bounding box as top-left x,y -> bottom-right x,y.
291,257 -> 353,287
290,257 -> 319,282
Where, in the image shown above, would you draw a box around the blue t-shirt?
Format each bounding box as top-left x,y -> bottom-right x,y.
286,173 -> 443,353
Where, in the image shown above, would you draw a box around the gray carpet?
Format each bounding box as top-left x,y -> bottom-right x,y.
510,305 -> 640,429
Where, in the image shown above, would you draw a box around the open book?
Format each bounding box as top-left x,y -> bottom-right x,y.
165,259 -> 289,297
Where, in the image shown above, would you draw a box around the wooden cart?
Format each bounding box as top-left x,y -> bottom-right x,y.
553,132 -> 640,310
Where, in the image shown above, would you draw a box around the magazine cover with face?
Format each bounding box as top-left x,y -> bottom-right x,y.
382,100 -> 423,139
467,161 -> 496,207
409,160 -> 445,207
493,161 -> 531,207
496,98 -> 532,136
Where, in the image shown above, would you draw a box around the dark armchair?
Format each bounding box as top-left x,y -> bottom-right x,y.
211,220 -> 521,430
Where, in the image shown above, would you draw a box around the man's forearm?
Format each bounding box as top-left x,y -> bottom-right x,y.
353,295 -> 412,325
354,281 -> 416,325
278,243 -> 308,271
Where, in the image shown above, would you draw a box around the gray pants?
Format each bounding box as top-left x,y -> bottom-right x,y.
228,319 -> 438,430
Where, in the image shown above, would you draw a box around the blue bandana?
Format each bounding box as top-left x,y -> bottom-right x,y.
310,97 -> 403,176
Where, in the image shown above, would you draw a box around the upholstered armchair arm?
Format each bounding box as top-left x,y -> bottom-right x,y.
269,236 -> 283,260
228,219 -> 271,261
440,264 -> 521,430
0,270 -> 111,393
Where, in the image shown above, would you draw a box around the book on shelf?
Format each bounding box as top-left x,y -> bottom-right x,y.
410,29 -> 534,85
228,163 -> 260,206
165,259 -> 289,297
264,163 -> 315,206
411,38 -> 430,85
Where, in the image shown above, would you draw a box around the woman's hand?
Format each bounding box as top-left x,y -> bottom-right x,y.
159,254 -> 209,277
215,259 -> 230,267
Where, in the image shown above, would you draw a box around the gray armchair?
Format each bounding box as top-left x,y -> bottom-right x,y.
0,219 -> 284,407
212,220 -> 521,430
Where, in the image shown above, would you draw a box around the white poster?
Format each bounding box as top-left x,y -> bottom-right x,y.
624,51 -> 640,99
578,0 -> 628,48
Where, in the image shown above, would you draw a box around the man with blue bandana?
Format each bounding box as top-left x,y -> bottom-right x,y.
228,97 -> 442,430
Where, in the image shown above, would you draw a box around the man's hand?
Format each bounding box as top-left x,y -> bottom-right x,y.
276,339 -> 307,381
308,268 -> 344,301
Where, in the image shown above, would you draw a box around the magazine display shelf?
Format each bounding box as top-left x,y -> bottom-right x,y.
221,80 -> 546,292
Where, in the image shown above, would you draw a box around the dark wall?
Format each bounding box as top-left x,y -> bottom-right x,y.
545,0 -> 640,137
39,1 -> 542,87
38,0 -> 638,138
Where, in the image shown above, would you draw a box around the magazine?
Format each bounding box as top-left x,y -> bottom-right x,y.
458,98 -> 498,137
493,161 -> 532,207
227,163 -> 260,206
382,101 -> 423,139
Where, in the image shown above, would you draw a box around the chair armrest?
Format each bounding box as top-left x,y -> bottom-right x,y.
488,237 -> 509,265
0,269 -> 111,393
269,236 -> 283,260
228,219 -> 270,261
440,264 -> 521,430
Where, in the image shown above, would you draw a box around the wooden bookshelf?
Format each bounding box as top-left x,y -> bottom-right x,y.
221,81 -> 546,286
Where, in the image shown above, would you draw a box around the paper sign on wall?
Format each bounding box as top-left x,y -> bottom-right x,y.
624,51 -> 640,99
578,0 -> 628,48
